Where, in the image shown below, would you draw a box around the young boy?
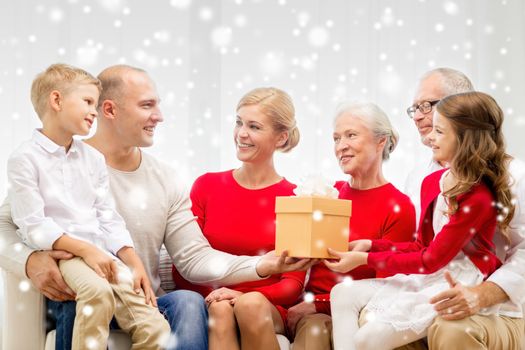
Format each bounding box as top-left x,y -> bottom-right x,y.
7,63 -> 170,350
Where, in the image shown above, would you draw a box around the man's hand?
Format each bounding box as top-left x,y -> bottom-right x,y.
323,249 -> 367,273
287,301 -> 316,338
255,250 -> 315,278
132,265 -> 157,307
26,250 -> 76,301
430,271 -> 481,320
430,271 -> 510,321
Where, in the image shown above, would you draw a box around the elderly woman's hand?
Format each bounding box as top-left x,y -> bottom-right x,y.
323,249 -> 368,273
348,239 -> 372,252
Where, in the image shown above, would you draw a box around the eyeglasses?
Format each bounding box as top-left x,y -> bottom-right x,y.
406,100 -> 440,119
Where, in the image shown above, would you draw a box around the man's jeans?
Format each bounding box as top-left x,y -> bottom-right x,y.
47,290 -> 208,350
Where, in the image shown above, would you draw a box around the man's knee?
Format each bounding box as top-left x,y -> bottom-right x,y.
160,290 -> 206,315
428,316 -> 484,349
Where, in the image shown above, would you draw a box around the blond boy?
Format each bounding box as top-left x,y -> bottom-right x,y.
7,63 -> 170,350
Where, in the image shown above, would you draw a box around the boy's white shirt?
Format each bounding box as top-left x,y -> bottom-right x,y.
7,129 -> 134,255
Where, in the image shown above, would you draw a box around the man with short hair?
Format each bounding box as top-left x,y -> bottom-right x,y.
0,64 -> 309,350
404,67 -> 525,350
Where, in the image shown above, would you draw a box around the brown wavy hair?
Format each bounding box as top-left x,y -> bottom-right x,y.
435,91 -> 514,239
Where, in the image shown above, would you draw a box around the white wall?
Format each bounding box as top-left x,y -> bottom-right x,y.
1,1 -> 525,345
1,0 -> 524,197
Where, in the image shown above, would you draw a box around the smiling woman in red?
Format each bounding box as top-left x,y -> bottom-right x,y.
172,87 -> 305,350
287,102 -> 416,350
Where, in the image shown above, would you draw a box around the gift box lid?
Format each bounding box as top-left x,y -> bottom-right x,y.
275,196 -> 351,217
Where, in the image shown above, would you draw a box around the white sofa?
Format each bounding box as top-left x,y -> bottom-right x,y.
1,261 -> 291,350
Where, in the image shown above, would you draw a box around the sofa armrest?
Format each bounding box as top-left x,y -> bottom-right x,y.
2,269 -> 46,349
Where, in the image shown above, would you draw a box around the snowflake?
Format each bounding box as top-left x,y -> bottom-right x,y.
49,7 -> 64,22
342,276 -> 353,285
234,14 -> 247,27
211,26 -> 232,47
163,333 -> 178,349
83,305 -> 94,316
170,0 -> 192,9
308,26 -> 329,47
435,23 -> 445,32
304,292 -> 315,303
297,12 -> 310,27
76,41 -> 101,66
310,325 -> 321,336
443,1 -> 459,15
381,7 -> 394,26
85,337 -> 99,349
19,280 -> 31,292
393,204 -> 401,213
154,31 -> 171,43
260,51 -> 285,76
199,7 -> 213,21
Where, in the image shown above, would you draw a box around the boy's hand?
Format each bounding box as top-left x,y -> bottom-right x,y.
82,248 -> 118,283
52,234 -> 117,282
323,249 -> 368,273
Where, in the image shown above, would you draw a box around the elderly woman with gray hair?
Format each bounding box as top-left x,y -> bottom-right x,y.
286,101 -> 416,349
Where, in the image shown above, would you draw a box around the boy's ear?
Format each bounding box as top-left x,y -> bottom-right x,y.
101,100 -> 117,120
49,90 -> 62,112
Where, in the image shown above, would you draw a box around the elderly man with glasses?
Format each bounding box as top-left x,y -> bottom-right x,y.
401,67 -> 525,350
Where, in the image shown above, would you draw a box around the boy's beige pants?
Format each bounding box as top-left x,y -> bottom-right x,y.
59,257 -> 170,350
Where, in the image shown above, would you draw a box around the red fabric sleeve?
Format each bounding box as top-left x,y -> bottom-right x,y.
368,187 -> 496,275
380,202 -> 416,243
189,177 -> 206,230
370,239 -> 424,253
373,197 -> 416,278
251,270 -> 306,306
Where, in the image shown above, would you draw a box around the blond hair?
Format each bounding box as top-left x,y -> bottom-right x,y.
237,87 -> 299,153
30,63 -> 101,118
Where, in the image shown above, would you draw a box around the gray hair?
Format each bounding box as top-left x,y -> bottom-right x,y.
334,101 -> 399,160
421,67 -> 474,96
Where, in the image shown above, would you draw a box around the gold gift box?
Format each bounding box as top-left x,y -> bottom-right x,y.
275,196 -> 352,258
